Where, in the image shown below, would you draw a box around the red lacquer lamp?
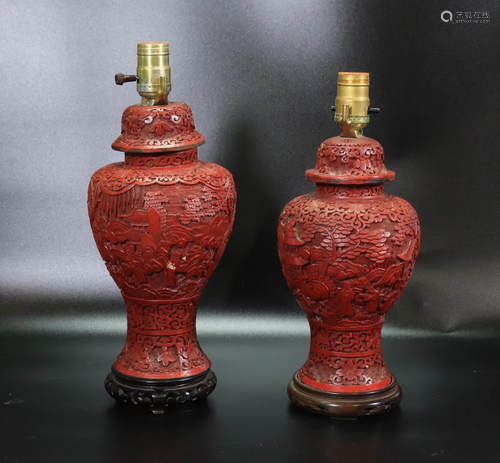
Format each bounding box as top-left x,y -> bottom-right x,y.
278,73 -> 420,417
87,43 -> 236,414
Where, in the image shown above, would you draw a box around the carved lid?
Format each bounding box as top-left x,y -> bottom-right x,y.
112,102 -> 205,154
305,136 -> 395,185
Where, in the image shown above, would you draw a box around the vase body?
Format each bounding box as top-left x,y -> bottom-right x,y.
88,102 -> 236,413
278,136 -> 420,417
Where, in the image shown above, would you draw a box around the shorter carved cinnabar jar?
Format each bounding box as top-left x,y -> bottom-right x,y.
88,43 -> 236,414
278,73 -> 420,417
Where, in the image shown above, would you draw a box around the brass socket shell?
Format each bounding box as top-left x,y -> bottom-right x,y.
335,72 -> 370,137
137,42 -> 171,105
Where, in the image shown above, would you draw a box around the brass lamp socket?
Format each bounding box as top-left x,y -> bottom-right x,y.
137,42 -> 171,106
335,72 -> 370,138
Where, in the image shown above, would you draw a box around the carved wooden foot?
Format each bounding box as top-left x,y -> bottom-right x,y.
105,368 -> 217,415
288,372 -> 402,418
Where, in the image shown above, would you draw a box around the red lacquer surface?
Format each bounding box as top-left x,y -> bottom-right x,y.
88,103 -> 236,380
278,137 -> 420,392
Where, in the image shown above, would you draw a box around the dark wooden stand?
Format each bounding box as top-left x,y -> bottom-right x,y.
287,372 -> 402,418
104,368 -> 217,415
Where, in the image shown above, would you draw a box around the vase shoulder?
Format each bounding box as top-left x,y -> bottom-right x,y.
281,189 -> 419,224
89,160 -> 235,199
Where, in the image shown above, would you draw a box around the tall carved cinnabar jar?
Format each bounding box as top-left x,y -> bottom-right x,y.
278,73 -> 420,417
87,43 -> 236,414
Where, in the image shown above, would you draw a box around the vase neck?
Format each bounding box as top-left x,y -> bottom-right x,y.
124,148 -> 198,167
316,183 -> 385,197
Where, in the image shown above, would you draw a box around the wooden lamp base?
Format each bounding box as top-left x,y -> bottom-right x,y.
104,368 -> 217,415
288,372 -> 402,418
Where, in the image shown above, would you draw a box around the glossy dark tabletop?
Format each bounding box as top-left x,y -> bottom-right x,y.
1,333 -> 499,463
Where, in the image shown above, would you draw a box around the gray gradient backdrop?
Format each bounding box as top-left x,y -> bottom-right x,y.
1,0 -> 499,336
